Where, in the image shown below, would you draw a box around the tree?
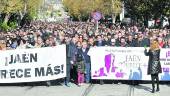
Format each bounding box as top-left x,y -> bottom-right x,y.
63,0 -> 122,21
111,0 -> 122,23
0,0 -> 43,30
0,0 -> 43,23
19,0 -> 43,20
63,0 -> 92,20
0,0 -> 24,23
26,0 -> 43,18
124,0 -> 170,26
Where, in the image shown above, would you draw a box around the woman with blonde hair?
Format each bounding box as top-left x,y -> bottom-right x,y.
144,39 -> 162,93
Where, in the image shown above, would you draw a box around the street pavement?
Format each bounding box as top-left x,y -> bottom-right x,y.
0,83 -> 170,96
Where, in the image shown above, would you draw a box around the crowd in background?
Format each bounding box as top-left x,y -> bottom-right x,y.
0,21 -> 170,50
0,21 -> 170,86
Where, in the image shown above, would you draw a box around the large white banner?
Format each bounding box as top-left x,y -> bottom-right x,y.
89,47 -> 170,81
0,45 -> 66,83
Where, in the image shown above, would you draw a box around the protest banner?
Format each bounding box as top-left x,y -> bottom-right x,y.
89,47 -> 170,81
0,45 -> 66,83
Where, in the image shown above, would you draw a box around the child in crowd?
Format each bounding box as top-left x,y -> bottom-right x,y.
76,45 -> 85,86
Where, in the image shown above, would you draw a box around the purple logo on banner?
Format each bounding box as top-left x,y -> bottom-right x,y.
93,54 -> 124,78
166,51 -> 170,58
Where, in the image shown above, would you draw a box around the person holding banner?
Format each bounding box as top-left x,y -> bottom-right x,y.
95,35 -> 105,85
144,39 -> 162,93
65,37 -> 78,87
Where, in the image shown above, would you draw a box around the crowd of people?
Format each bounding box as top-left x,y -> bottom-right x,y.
0,21 -> 170,50
0,21 -> 170,87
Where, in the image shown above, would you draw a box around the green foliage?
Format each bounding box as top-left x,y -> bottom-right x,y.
8,21 -> 17,29
0,22 -> 10,31
124,0 -> 170,20
28,10 -> 38,20
0,0 -> 24,14
27,0 -> 43,19
55,10 -> 62,17
0,0 -> 43,24
0,21 -> 18,32
63,0 -> 122,21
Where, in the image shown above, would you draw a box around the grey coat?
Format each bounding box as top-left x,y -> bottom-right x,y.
67,42 -> 77,62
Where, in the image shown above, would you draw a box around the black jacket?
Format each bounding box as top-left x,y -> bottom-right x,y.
67,42 -> 77,61
81,48 -> 91,63
144,49 -> 162,75
94,41 -> 105,46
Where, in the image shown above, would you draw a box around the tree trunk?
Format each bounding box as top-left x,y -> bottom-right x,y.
24,2 -> 27,14
19,11 -> 24,20
112,14 -> 116,24
144,15 -> 149,27
78,15 -> 81,21
19,1 -> 27,20
3,14 -> 10,24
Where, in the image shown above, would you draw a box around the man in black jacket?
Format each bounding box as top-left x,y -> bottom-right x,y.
65,37 -> 77,87
94,35 -> 105,46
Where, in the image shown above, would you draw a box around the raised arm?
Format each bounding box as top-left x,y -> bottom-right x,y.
144,49 -> 150,56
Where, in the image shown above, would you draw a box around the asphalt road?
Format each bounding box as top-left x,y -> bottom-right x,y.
0,82 -> 170,96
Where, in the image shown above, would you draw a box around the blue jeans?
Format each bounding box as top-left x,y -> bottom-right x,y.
85,63 -> 91,83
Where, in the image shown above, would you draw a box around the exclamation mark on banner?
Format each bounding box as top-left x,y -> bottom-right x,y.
61,64 -> 64,73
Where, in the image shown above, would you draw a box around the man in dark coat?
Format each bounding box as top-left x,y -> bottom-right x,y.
65,37 -> 77,87
118,37 -> 129,47
127,35 -> 137,47
94,35 -> 106,46
137,34 -> 150,47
